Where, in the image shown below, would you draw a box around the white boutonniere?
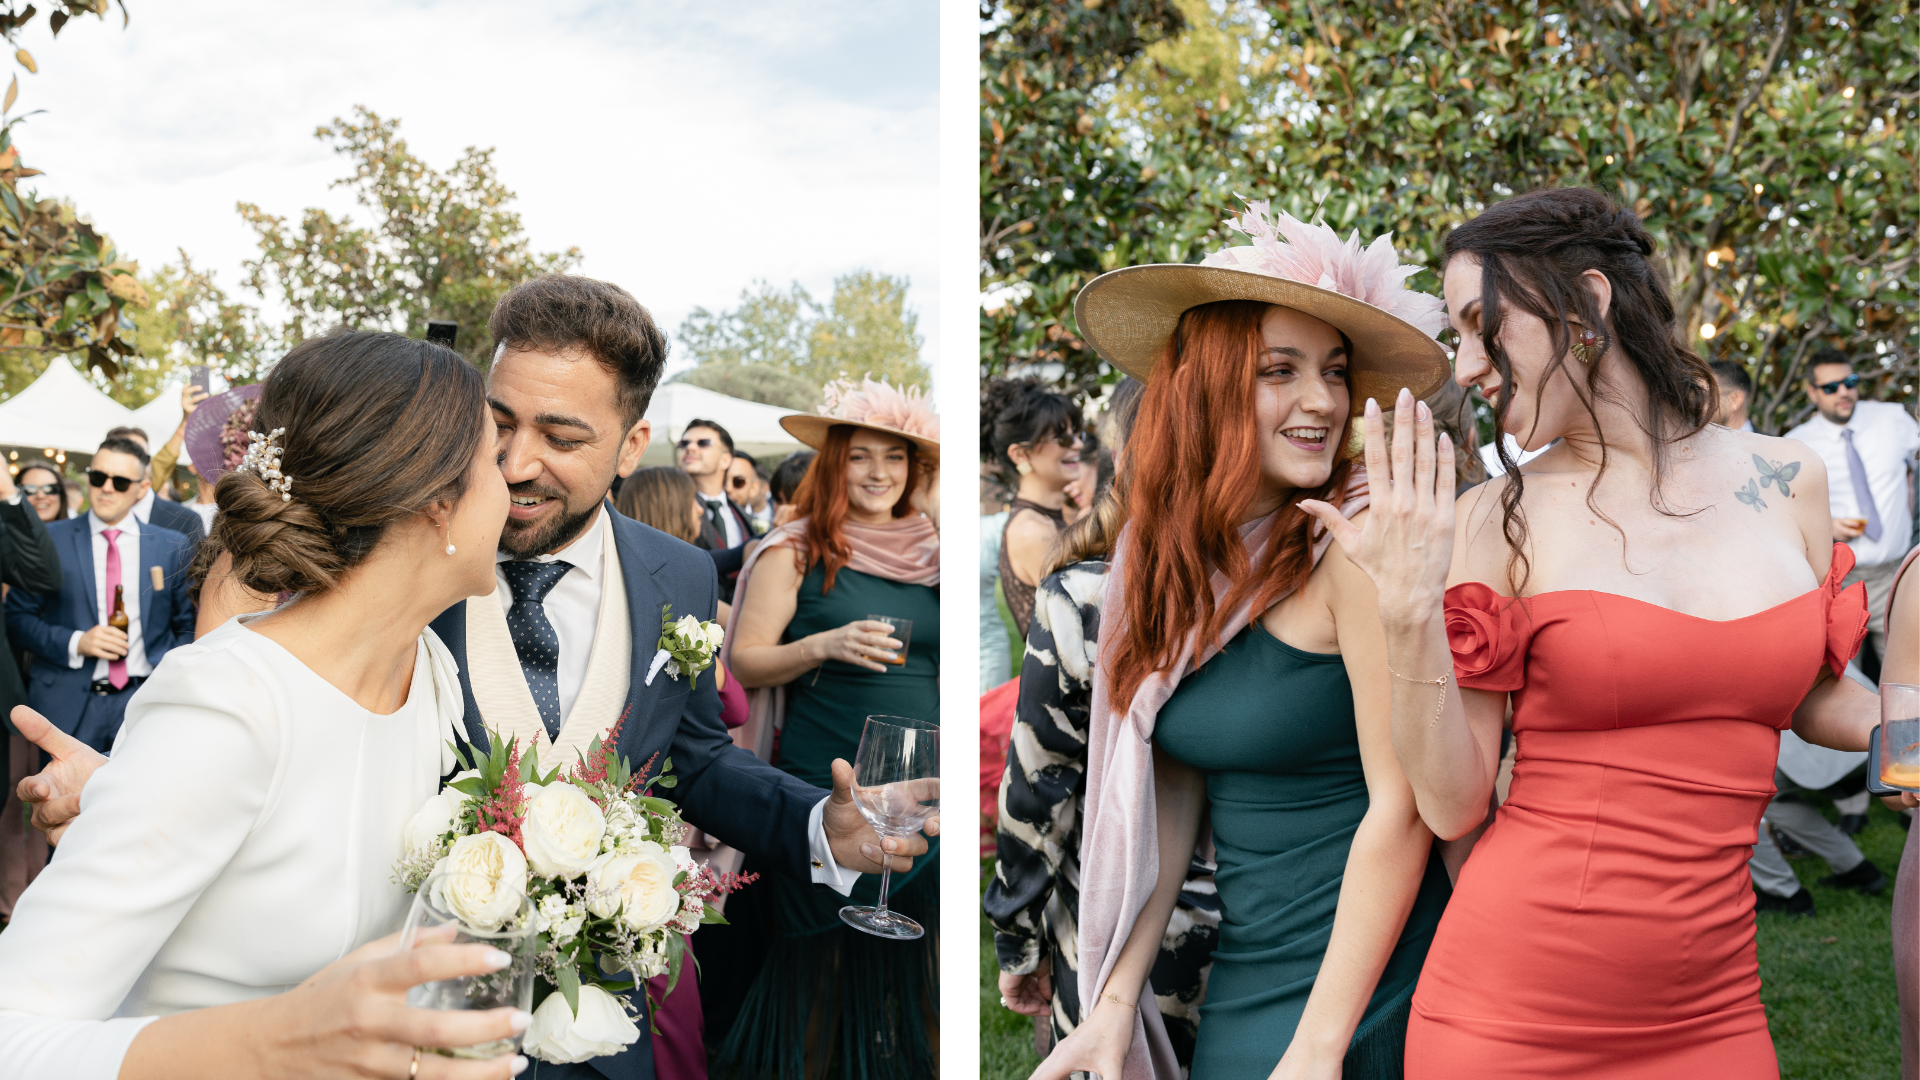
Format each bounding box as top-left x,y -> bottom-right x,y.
646,605 -> 725,686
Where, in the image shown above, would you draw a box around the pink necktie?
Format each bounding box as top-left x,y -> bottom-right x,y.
102,528 -> 127,689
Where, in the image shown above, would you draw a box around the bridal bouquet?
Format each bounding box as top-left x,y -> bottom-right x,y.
394,712 -> 757,1064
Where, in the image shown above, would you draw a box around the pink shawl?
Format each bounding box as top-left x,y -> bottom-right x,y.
721,513 -> 940,762
1080,468 -> 1370,1079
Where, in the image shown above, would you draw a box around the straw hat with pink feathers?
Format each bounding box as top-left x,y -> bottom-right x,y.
1074,199 -> 1453,413
780,376 -> 940,461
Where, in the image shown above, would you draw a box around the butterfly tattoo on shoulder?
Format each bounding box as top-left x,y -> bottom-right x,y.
1736,454 -> 1802,513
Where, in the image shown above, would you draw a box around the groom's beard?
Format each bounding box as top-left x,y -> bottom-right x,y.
499,478 -> 606,559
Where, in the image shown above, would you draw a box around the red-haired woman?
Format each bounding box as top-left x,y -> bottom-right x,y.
1034,203 -> 1456,1080
715,377 -> 940,1080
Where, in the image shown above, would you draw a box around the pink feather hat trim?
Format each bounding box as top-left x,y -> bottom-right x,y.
1201,200 -> 1447,337
1072,198 -> 1454,406
780,376 -> 941,458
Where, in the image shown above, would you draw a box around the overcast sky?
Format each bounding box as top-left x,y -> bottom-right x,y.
10,0 -> 939,382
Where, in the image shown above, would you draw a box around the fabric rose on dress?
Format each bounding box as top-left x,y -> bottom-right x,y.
1822,542 -> 1870,678
1443,583 -> 1528,692
523,984 -> 641,1064
430,832 -> 529,932
522,782 -> 608,879
585,841 -> 683,932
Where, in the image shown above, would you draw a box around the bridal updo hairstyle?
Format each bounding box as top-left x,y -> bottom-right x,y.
206,330 -> 488,597
1444,187 -> 1716,591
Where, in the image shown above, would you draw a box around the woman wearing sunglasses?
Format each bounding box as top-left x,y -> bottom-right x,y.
15,460 -> 67,523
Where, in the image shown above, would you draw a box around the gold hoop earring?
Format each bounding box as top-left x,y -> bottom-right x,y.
1570,327 -> 1607,364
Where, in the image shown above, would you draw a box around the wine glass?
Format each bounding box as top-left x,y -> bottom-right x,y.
839,714 -> 939,940
399,870 -> 539,1059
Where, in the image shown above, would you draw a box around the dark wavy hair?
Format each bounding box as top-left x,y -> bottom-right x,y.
981,376 -> 1082,483
1444,187 -> 1715,593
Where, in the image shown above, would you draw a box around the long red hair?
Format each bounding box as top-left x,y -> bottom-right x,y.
788,423 -> 925,593
1107,300 -> 1354,711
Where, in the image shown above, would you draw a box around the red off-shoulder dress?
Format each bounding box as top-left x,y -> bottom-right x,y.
1405,543 -> 1870,1078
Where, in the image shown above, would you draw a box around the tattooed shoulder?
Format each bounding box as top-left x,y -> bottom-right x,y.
1735,452 -> 1803,512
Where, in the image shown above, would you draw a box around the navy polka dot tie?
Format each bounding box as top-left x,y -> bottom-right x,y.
500,560 -> 573,739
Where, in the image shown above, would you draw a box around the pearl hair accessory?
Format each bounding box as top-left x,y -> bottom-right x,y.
238,427 -> 294,502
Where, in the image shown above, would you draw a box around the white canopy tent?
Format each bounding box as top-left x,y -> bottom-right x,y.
0,360 -> 137,457
639,382 -> 806,464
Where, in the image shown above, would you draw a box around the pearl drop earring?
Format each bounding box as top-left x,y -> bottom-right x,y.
444,522 -> 456,556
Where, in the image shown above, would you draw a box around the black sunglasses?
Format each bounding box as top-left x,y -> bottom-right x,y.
86,470 -> 139,492
730,475 -> 750,489
1813,373 -> 1860,395
18,482 -> 60,497
676,437 -> 715,450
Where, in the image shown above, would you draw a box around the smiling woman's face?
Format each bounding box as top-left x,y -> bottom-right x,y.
844,431 -> 911,523
1253,305 -> 1350,504
1444,254 -> 1586,452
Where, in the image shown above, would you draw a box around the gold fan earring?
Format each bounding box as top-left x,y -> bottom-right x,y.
1570,327 -> 1607,364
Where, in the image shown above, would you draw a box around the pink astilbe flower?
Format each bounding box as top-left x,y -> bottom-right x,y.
475,740 -> 528,849
819,377 -> 940,442
572,705 -> 633,788
1199,198 -> 1447,339
678,864 -> 760,901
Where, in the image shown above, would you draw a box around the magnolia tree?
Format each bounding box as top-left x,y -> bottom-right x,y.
982,0 -> 1916,434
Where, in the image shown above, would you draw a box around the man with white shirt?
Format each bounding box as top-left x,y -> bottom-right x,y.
1710,360 -> 1756,432
3,438 -> 196,757
679,417 -> 751,601
1786,349 -> 1920,675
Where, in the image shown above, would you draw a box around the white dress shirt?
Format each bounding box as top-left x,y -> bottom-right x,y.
497,507 -> 860,894
66,513 -> 152,680
187,500 -> 218,532
1786,401 -> 1920,568
0,620 -> 459,1080
130,487 -> 155,524
697,490 -> 743,547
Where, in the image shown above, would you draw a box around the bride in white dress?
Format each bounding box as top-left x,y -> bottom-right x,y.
0,330 -> 526,1080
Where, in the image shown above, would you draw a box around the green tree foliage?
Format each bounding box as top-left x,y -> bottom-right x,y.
239,107 -> 582,366
674,270 -> 928,408
982,0 -> 1917,434
0,1 -> 147,401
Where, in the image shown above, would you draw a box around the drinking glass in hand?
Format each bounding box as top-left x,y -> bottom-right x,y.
1877,683 -> 1920,791
840,714 -> 939,940
866,615 -> 912,666
399,870 -> 538,1059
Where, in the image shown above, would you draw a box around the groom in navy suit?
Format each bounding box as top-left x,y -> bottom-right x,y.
427,276 -> 931,1080
5,437 -> 197,758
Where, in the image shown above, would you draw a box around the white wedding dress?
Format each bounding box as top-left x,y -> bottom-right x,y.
0,616 -> 465,1079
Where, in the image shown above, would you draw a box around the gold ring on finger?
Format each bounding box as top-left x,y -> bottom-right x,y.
410,1047 -> 421,1079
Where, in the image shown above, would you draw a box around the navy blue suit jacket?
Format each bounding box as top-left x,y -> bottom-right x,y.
4,515 -> 197,734
428,509 -> 827,1080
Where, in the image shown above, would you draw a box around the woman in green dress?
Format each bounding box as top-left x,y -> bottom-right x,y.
715,377 -> 940,1080
1031,203 -> 1455,1080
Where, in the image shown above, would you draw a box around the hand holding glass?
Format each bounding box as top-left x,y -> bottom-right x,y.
866,615 -> 912,666
1877,683 -> 1920,792
398,870 -> 538,1059
840,714 -> 939,940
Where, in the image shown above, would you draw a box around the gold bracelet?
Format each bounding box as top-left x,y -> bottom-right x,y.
1386,661 -> 1451,728
1102,991 -> 1134,1009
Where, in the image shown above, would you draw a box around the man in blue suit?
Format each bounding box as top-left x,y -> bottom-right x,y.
428,276 -> 933,1080
5,436 -> 197,757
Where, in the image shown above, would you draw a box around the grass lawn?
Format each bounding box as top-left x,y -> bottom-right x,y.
979,797 -> 1912,1080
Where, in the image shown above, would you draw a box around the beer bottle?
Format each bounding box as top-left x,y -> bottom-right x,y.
108,585 -> 129,632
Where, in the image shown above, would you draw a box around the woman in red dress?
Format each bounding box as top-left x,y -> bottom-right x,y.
1303,187 -> 1882,1078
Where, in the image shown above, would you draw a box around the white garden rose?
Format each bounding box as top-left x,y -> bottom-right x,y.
585,840 -> 682,932
522,984 -> 640,1064
702,620 -> 725,649
673,613 -> 704,643
400,788 -> 465,854
522,782 -> 606,879
429,832 -> 528,932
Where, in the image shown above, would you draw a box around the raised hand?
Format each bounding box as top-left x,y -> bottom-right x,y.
13,704 -> 105,845
1300,387 -> 1458,625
